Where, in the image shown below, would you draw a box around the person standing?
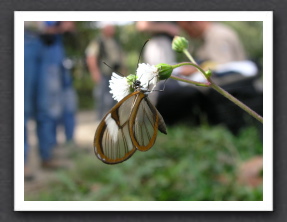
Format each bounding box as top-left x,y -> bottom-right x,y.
24,21 -> 45,180
24,21 -> 76,181
136,21 -> 195,105
177,21 -> 246,76
86,22 -> 124,121
43,21 -> 77,145
136,21 -> 179,65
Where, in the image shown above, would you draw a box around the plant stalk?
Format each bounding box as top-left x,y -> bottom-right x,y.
209,79 -> 263,123
171,61 -> 263,123
183,49 -> 197,64
170,75 -> 210,87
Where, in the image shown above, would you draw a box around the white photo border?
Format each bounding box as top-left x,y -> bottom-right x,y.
14,11 -> 273,211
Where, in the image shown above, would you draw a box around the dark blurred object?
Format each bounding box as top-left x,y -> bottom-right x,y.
157,74 -> 262,134
39,34 -> 57,46
206,75 -> 262,134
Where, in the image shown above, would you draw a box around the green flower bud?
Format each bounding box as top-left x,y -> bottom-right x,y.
127,74 -> 137,84
126,74 -> 137,92
172,36 -> 189,53
155,63 -> 174,80
205,70 -> 212,78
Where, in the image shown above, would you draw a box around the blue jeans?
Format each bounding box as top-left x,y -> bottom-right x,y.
61,85 -> 77,141
24,32 -> 64,162
24,32 -> 41,161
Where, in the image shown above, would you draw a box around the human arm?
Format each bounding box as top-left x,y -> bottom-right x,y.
86,55 -> 102,83
86,41 -> 102,83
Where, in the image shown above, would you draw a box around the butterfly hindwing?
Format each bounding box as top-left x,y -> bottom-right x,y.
94,92 -> 140,164
147,98 -> 167,135
95,88 -> 167,163
129,92 -> 166,151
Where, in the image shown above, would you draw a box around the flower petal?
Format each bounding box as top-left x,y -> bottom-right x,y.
136,63 -> 159,91
109,73 -> 130,102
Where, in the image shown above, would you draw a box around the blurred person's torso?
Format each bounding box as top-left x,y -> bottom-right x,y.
196,22 -> 246,64
86,35 -> 123,75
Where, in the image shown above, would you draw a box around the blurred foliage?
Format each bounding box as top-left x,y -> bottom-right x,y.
223,21 -> 263,63
25,125 -> 262,201
63,21 -> 263,110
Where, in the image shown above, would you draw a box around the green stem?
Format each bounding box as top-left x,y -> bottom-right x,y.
171,62 -> 263,123
172,62 -> 207,78
181,50 -> 263,124
170,75 -> 210,87
209,79 -> 263,123
183,49 -> 197,64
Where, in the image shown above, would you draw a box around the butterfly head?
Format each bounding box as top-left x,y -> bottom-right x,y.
132,79 -> 151,95
133,79 -> 142,89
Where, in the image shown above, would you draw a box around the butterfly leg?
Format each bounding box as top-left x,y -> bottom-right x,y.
152,79 -> 168,92
147,75 -> 156,89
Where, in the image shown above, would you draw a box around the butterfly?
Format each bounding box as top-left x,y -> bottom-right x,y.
94,78 -> 167,164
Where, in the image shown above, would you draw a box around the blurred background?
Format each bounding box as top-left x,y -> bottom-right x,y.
24,21 -> 263,201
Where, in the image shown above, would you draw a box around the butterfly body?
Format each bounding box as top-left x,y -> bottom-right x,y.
94,79 -> 167,164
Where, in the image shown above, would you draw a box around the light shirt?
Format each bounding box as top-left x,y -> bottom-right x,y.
86,36 -> 123,74
196,23 -> 246,64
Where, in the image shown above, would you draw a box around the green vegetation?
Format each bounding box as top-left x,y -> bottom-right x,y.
223,21 -> 263,63
25,125 -> 262,201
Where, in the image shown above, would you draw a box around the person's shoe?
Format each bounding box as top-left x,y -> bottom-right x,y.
24,166 -> 34,181
41,159 -> 67,170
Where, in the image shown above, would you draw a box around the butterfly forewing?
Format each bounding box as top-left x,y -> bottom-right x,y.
95,88 -> 167,164
129,93 -> 160,151
94,92 -> 139,164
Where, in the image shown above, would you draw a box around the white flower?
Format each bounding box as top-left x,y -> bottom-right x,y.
109,63 -> 160,102
109,72 -> 130,102
136,63 -> 159,91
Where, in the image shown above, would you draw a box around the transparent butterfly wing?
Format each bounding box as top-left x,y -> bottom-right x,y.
129,93 -> 167,152
94,92 -> 139,164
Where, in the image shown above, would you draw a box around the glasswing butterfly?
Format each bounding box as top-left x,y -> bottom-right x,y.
94,77 -> 167,164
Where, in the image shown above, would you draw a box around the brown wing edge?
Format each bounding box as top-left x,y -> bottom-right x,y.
94,92 -> 139,164
94,117 -> 137,164
129,94 -> 159,151
145,98 -> 167,135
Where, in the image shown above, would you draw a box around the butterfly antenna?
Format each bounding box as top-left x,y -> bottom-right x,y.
137,39 -> 149,68
137,39 -> 150,81
102,61 -> 124,77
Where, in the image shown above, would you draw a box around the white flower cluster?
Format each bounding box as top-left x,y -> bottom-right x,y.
109,63 -> 159,102
136,63 -> 159,91
109,73 -> 130,102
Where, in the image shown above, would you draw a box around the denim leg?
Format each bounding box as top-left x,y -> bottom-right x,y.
62,87 -> 77,141
36,113 -> 56,160
62,111 -> 75,141
24,33 -> 42,162
36,45 -> 63,160
61,67 -> 77,142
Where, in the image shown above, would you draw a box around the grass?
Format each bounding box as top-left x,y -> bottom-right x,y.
25,124 -> 263,201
